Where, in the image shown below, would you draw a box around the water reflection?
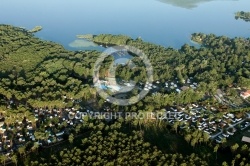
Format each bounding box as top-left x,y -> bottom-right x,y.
158,0 -> 238,9
69,39 -> 97,48
68,39 -> 104,51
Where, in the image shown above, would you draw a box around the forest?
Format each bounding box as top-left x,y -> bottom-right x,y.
0,24 -> 250,165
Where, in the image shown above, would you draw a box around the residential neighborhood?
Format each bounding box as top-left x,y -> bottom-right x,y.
1,21 -> 250,165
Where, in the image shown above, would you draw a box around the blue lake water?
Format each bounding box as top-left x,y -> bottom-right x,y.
0,0 -> 250,50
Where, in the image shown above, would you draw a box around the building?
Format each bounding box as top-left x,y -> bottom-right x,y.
240,90 -> 250,99
242,136 -> 250,143
176,88 -> 181,93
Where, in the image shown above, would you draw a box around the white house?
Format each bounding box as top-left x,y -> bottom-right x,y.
242,136 -> 250,143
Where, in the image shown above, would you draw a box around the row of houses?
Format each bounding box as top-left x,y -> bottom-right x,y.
0,102 -> 88,156
164,104 -> 249,141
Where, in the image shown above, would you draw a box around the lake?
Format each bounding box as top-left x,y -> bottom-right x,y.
0,0 -> 250,50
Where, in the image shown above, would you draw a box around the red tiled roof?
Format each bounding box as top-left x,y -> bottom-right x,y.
241,90 -> 250,97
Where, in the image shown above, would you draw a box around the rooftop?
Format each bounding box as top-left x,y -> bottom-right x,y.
242,136 -> 250,143
240,90 -> 250,99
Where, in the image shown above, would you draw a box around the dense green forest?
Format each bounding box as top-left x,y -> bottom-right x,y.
29,119 -> 250,166
30,121 -> 210,166
0,25 -> 250,165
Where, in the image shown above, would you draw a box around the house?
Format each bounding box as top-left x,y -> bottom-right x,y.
192,104 -> 198,108
190,85 -> 196,89
216,139 -> 221,143
236,118 -> 242,122
227,113 -> 235,118
56,131 -> 64,137
222,134 -> 229,138
240,90 -> 250,99
176,89 -> 181,93
242,136 -> 250,143
227,131 -> 234,136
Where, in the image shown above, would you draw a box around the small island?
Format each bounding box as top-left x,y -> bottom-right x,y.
235,11 -> 250,22
28,25 -> 43,33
